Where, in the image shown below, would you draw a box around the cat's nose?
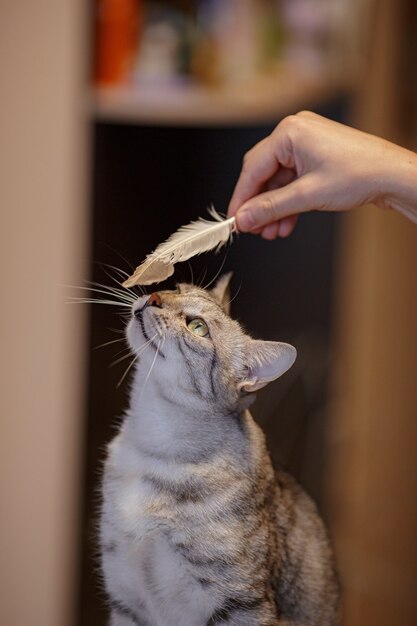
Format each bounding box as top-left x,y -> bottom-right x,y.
146,292 -> 162,308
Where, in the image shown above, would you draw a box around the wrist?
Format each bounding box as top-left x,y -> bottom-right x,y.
375,145 -> 417,220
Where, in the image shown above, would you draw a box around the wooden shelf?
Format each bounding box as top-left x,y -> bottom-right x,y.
91,66 -> 352,127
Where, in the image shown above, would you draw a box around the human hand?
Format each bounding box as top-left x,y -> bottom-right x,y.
228,111 -> 417,239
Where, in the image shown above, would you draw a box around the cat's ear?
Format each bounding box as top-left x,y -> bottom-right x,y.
210,272 -> 233,314
239,340 -> 296,393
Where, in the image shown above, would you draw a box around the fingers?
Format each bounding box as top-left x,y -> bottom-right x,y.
228,111 -> 332,235
278,215 -> 299,237
260,216 -> 299,240
228,137 -> 279,216
235,177 -> 314,232
228,113 -> 310,217
265,167 -> 296,191
261,222 -> 280,240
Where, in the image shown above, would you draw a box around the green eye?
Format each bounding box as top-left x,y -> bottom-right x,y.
187,318 -> 210,338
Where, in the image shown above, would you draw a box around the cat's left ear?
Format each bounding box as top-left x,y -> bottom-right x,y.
239,340 -> 297,393
210,272 -> 233,314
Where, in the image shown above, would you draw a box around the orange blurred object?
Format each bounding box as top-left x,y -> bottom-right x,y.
95,0 -> 141,86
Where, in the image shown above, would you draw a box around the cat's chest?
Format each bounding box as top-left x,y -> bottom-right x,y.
103,456 -> 249,556
104,470 -> 176,540
103,470 -> 225,624
104,452 -> 214,541
102,434 -> 258,567
110,526 -> 217,626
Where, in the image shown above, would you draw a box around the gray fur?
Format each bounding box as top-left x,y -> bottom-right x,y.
100,276 -> 340,625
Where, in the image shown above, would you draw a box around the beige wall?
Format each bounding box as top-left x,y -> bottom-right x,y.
0,2 -> 88,626
328,1 -> 417,624
330,207 -> 417,625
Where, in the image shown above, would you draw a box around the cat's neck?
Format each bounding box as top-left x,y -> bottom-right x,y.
123,367 -> 250,463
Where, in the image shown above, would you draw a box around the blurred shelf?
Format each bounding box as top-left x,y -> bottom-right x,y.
91,66 -> 353,127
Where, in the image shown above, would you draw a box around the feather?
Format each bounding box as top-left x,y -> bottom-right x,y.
123,207 -> 236,287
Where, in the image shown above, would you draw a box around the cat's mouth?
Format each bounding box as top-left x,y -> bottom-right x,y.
133,307 -> 166,359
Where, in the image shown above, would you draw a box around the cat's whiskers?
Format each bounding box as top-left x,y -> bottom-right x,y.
115,332 -> 162,389
135,334 -> 160,358
94,337 -> 127,351
228,280 -> 243,306
139,336 -> 165,399
110,348 -> 134,367
109,333 -> 159,368
68,297 -> 132,309
196,266 -> 208,289
202,251 -> 228,291
187,261 -> 194,286
99,247 -> 135,273
97,262 -> 132,280
108,269 -> 146,297
83,284 -> 136,305
67,270 -> 140,308
116,355 -> 138,388
88,280 -> 138,303
98,262 -> 146,297
68,266 -> 150,390
108,327 -> 126,335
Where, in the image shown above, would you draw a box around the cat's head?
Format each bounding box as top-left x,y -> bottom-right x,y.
126,273 -> 296,410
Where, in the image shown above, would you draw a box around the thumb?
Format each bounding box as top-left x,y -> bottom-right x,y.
235,177 -> 314,232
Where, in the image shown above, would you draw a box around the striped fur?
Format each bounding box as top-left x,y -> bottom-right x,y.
100,276 -> 340,625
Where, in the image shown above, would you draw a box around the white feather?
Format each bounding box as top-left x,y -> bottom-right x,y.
123,208 -> 236,287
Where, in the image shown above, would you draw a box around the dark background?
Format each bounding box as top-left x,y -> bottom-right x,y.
79,97 -> 349,625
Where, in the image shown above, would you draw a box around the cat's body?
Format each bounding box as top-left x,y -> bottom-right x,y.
100,276 -> 340,625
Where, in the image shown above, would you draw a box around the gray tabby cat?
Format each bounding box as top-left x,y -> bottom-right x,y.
100,273 -> 340,626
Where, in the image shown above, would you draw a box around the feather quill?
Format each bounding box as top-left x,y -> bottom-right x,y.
123,207 -> 236,287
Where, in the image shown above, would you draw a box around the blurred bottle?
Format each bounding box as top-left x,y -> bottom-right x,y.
257,0 -> 286,71
280,0 -> 348,74
94,0 -> 142,86
192,0 -> 260,86
134,2 -> 195,86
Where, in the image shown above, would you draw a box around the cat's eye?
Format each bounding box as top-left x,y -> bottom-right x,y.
186,318 -> 210,338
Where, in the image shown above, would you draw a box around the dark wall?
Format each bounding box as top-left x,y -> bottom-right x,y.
79,97 -> 349,625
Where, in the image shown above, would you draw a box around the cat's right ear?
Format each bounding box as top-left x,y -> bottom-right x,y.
210,272 -> 233,314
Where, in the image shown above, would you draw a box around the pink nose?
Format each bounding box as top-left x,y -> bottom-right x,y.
146,292 -> 162,308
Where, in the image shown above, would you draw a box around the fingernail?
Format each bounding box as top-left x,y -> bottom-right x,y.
236,209 -> 255,232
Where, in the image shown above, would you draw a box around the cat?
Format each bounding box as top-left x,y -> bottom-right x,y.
99,272 -> 340,626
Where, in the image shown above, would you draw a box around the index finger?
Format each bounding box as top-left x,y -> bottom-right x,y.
228,137 -> 280,216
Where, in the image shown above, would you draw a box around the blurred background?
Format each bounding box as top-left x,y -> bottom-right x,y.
0,1 -> 416,625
